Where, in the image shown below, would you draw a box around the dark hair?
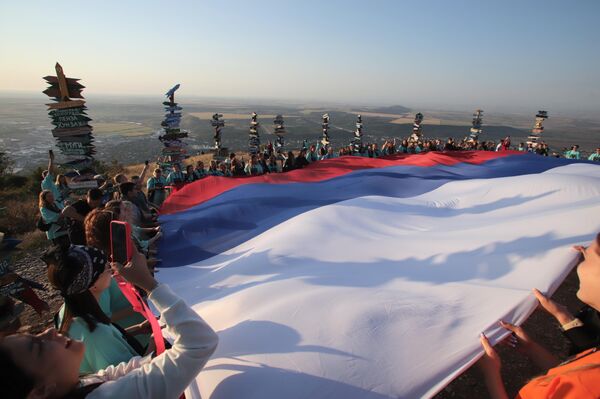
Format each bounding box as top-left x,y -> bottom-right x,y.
87,188 -> 103,201
45,246 -> 110,333
0,343 -> 102,399
0,345 -> 34,398
119,182 -> 136,198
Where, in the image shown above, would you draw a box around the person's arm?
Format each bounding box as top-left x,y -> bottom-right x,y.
89,252 -> 218,398
48,150 -> 56,176
90,287 -> 218,399
138,163 -> 149,189
478,333 -> 509,399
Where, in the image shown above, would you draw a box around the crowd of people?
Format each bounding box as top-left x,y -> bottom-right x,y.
0,137 -> 599,398
145,138 -> 600,207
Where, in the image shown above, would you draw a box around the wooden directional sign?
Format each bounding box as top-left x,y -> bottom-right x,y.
56,141 -> 94,156
52,113 -> 90,123
43,86 -> 84,99
49,107 -> 87,117
68,180 -> 98,190
43,75 -> 84,88
52,119 -> 90,129
60,148 -> 94,156
57,135 -> 93,144
52,126 -> 93,138
46,100 -> 86,110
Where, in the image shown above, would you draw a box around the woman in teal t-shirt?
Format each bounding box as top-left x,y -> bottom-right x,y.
45,245 -> 143,374
39,190 -> 70,247
146,168 -> 168,207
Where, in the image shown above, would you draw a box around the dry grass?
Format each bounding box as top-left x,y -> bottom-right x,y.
17,230 -> 48,251
0,195 -> 38,236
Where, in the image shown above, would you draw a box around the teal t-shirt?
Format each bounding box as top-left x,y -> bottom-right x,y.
588,153 -> 600,162
56,301 -> 139,374
39,206 -> 68,240
41,174 -> 65,209
147,176 -> 167,206
166,171 -> 185,184
106,278 -> 149,347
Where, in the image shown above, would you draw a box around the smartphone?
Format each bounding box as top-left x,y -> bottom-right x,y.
110,221 -> 133,265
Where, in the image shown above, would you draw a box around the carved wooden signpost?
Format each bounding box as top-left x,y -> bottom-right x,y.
158,84 -> 189,170
469,109 -> 484,140
42,63 -> 96,184
527,110 -> 548,148
211,113 -> 225,154
248,112 -> 260,154
320,113 -> 330,148
410,112 -> 424,143
273,114 -> 286,153
351,114 -> 363,152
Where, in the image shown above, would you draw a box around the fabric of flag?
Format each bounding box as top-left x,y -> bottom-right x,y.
157,151 -> 600,399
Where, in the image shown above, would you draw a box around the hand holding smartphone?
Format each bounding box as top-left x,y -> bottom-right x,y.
110,220 -> 133,265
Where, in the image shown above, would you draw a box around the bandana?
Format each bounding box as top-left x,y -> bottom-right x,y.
64,245 -> 108,295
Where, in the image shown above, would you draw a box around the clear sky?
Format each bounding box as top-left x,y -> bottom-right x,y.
0,0 -> 599,113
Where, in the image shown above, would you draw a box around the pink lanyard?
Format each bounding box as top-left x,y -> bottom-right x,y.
114,277 -> 186,398
114,275 -> 166,355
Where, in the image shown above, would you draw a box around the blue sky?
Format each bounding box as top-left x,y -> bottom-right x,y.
0,0 -> 598,112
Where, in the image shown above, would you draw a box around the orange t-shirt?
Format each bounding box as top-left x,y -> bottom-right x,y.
516,348 -> 600,399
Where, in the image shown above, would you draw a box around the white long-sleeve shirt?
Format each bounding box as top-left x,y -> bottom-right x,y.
87,284 -> 218,399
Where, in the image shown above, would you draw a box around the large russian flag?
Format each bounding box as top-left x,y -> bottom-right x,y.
157,151 -> 600,398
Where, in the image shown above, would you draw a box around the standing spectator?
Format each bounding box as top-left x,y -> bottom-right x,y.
119,182 -> 155,226
588,147 -> 600,162
193,161 -> 207,180
61,188 -> 103,245
321,147 -> 337,160
443,138 -> 455,151
218,162 -> 232,177
266,155 -> 279,172
147,168 -> 168,207
306,144 -> 320,163
282,151 -> 295,172
258,153 -> 270,174
244,154 -> 264,176
207,160 -> 221,176
166,163 -> 185,185
41,150 -> 65,209
184,165 -> 195,183
55,174 -> 72,205
294,149 -> 310,169
499,136 -> 511,151
535,142 -> 549,156
565,145 -> 581,159
39,190 -> 70,247
517,142 -> 526,152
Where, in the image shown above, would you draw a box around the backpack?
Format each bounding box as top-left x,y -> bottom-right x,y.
36,216 -> 52,232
